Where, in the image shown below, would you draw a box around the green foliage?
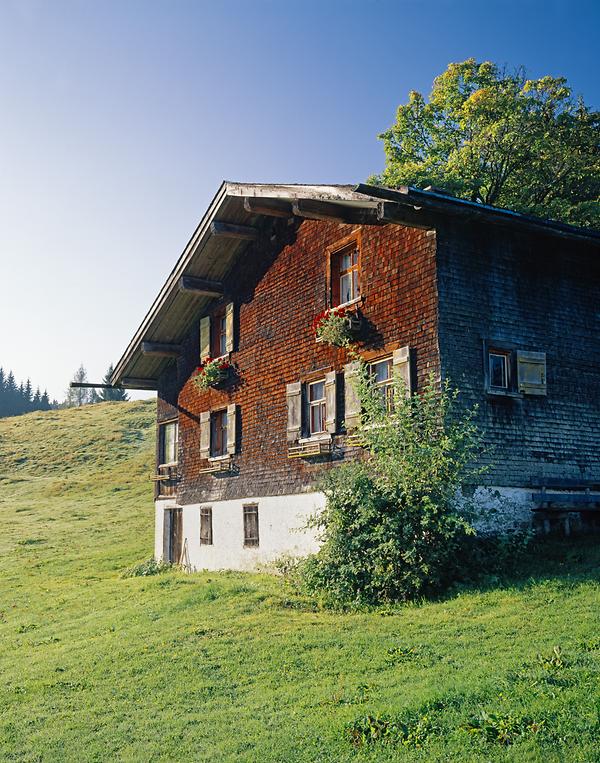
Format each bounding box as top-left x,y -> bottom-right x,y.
346,711 -> 435,748
464,710 -> 544,745
122,557 -> 171,578
313,307 -> 355,348
300,372 -> 483,604
98,364 -> 129,402
372,59 -> 600,228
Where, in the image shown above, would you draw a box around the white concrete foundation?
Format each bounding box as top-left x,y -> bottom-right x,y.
155,492 -> 324,571
155,485 -> 535,572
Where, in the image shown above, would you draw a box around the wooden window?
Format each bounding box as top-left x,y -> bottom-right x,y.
159,420 -> 178,465
211,307 -> 227,357
327,232 -> 361,308
210,409 -> 228,457
370,358 -> 394,411
200,506 -> 213,545
489,351 -> 509,390
308,380 -> 326,435
243,504 -> 259,548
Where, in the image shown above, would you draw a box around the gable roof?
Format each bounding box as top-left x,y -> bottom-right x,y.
111,181 -> 600,389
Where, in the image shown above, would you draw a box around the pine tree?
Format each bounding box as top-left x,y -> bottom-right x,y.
40,390 -> 51,411
24,379 -> 33,412
32,387 -> 41,409
98,364 -> 129,402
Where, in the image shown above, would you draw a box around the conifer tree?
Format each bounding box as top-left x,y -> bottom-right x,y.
98,364 -> 129,402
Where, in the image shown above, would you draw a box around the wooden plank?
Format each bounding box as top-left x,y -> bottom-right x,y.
141,341 -> 182,358
70,382 -> 117,389
292,199 -> 379,225
377,201 -> 435,230
243,197 -> 292,218
210,221 -> 258,240
178,275 -> 224,297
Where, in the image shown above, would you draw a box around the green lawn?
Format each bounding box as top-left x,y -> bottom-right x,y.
0,401 -> 599,762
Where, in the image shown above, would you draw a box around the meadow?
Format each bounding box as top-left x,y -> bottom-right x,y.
0,400 -> 598,762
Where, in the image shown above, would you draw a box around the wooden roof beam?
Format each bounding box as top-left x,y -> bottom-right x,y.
210,221 -> 258,240
292,199 -> 380,225
121,377 -> 158,390
141,341 -> 182,358
178,276 -> 224,297
243,197 -> 292,218
376,201 -> 435,231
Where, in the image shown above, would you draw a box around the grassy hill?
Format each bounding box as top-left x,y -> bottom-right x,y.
0,401 -> 599,762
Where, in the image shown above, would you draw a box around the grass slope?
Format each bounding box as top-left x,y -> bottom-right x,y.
0,401 -> 599,762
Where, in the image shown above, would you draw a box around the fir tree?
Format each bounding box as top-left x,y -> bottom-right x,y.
98,364 -> 129,402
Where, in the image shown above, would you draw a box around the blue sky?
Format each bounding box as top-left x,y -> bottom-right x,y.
1,0 -> 598,400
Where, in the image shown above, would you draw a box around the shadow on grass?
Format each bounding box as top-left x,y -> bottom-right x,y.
447,533 -> 600,600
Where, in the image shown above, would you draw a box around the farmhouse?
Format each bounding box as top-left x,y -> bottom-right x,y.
111,182 -> 600,570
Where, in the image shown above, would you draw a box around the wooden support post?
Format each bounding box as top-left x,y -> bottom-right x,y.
210,221 -> 258,240
121,377 -> 158,390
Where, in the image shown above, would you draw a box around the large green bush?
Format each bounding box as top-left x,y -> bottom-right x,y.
300,370 -> 485,604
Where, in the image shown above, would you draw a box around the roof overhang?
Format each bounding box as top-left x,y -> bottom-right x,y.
112,181 -> 600,389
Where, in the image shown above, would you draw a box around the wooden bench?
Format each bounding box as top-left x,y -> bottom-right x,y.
531,478 -> 600,535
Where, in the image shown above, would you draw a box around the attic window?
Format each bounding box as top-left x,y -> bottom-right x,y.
327,232 -> 361,308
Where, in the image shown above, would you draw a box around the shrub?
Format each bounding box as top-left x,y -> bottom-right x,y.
299,370 -> 485,604
313,307 -> 355,347
122,557 -> 172,578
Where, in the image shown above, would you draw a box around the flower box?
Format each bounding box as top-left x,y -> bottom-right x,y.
313,307 -> 361,347
193,357 -> 232,390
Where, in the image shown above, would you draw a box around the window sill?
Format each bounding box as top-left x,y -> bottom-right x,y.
486,388 -> 523,399
158,462 -> 178,469
299,433 -> 332,444
333,296 -> 363,310
208,454 -> 232,463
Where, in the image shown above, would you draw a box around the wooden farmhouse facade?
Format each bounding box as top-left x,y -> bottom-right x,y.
112,182 -> 600,570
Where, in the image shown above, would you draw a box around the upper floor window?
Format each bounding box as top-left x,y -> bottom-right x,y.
489,351 -> 509,391
327,233 -> 361,308
308,380 -> 327,435
159,420 -> 178,465
210,409 -> 228,457
212,307 -> 228,357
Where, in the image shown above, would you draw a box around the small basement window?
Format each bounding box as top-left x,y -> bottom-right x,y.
243,504 -> 259,548
210,409 -> 228,457
308,380 -> 327,435
200,506 -> 213,545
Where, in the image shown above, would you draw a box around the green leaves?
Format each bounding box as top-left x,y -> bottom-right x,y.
373,59 -> 600,227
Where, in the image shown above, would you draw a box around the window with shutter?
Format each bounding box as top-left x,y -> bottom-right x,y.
243,504 -> 259,547
200,506 -> 213,545
483,342 -> 546,396
308,380 -> 327,435
159,420 -> 178,465
210,409 -> 228,457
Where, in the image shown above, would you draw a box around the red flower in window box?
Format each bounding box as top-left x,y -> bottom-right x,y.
313,307 -> 359,347
193,357 -> 232,390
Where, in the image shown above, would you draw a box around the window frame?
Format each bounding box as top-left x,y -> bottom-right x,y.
158,419 -> 178,467
243,504 -> 259,548
369,356 -> 395,412
210,408 -> 228,458
200,506 -> 213,545
483,340 -> 523,397
307,379 -> 327,436
211,305 -> 228,359
326,231 -> 362,309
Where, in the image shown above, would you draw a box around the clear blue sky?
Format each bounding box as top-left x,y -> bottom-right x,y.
1,0 -> 598,401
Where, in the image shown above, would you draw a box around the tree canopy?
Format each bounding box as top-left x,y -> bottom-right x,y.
371,59 -> 600,228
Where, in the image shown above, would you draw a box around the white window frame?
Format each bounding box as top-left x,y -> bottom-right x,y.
159,420 -> 178,467
307,380 -> 327,436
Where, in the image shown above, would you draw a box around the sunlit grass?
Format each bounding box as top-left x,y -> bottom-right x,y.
0,401 -> 598,761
